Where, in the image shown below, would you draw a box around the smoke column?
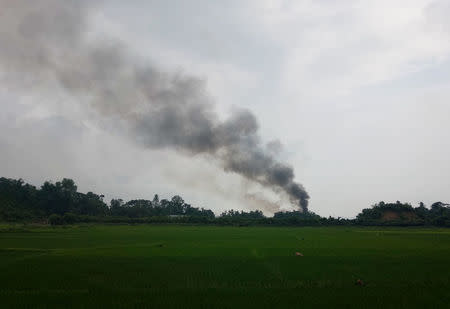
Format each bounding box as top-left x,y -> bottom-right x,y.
0,0 -> 310,211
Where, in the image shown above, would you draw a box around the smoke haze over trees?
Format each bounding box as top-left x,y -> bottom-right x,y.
0,0 -> 309,212
1,177 -> 449,227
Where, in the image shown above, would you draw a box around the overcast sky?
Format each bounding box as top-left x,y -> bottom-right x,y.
1,0 -> 450,217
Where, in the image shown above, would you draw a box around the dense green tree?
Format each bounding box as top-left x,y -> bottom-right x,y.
1,176 -> 450,226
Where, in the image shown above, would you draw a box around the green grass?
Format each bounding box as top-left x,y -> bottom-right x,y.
1,225 -> 449,308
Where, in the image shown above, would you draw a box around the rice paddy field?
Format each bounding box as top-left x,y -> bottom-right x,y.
1,224 -> 449,308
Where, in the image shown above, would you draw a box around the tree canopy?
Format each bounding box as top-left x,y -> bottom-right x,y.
0,177 -> 449,226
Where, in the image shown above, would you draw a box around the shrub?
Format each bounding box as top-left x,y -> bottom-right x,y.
63,212 -> 78,224
49,214 -> 64,225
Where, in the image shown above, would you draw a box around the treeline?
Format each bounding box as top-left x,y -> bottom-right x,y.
0,178 -> 108,220
0,177 -> 449,227
356,201 -> 450,226
0,177 -> 214,223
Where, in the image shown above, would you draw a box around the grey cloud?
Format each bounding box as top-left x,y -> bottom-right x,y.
0,0 -> 309,211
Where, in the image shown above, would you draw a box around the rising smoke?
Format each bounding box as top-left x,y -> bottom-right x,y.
0,0 -> 309,211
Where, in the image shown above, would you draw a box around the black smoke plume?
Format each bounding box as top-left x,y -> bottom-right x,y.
0,0 -> 309,211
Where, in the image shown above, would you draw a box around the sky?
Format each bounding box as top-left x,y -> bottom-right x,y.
1,0 -> 450,217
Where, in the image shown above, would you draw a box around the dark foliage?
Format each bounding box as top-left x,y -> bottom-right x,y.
356,201 -> 450,226
110,195 -> 215,219
0,177 -> 214,224
48,214 -> 64,226
0,177 -> 108,221
0,177 -> 449,226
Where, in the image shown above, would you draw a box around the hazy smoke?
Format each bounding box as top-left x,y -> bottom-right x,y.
0,0 -> 309,211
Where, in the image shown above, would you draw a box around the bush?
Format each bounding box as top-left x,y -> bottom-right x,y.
49,214 -> 64,225
63,212 -> 78,224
